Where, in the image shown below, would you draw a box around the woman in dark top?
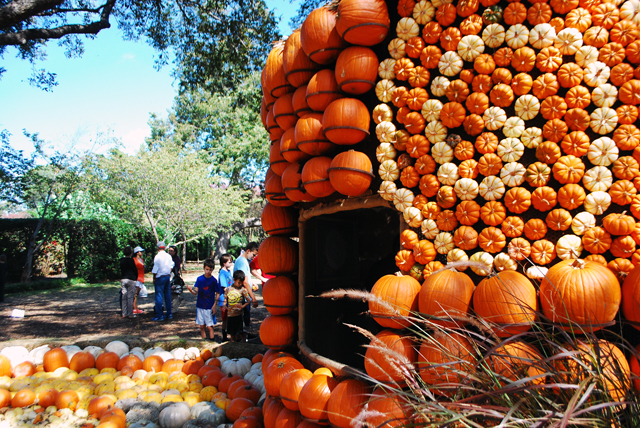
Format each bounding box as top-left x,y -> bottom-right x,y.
168,246 -> 183,286
120,246 -> 138,318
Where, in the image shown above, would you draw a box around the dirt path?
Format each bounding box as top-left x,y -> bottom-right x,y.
0,265 -> 270,353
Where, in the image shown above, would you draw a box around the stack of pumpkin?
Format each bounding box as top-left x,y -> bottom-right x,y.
261,0 -> 394,205
0,341 -> 268,428
259,348 -> 406,428
258,203 -> 300,351
370,0 -> 640,282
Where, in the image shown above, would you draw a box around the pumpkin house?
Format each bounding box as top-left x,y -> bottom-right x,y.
260,0 -> 640,381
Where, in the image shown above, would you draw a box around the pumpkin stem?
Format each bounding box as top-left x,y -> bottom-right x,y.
571,259 -> 586,269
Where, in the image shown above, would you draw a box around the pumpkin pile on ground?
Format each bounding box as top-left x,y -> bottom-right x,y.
0,342 -> 267,428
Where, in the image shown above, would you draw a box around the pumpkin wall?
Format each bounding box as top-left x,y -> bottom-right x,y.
259,0 -> 640,375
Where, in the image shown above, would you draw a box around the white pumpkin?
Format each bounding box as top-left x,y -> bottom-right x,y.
434,232 -> 455,254
184,348 -> 200,361
620,0 -> 640,25
583,166 -> 613,191
502,116 -> 525,138
500,162 -> 526,187
2,346 -> 31,367
419,220 -> 438,241
457,35 -> 485,62
376,143 -> 397,163
588,137 -> 619,166
403,206 -> 423,228
171,348 -> 187,361
438,51 -> 464,77
454,178 -> 479,200
221,358 -> 252,376
529,23 -> 556,49
396,17 -> 420,40
584,190 -> 612,215
30,345 -> 51,366
584,61 -> 611,87
376,121 -> 397,143
483,107 -> 507,131
430,76 -> 451,97
421,99 -> 444,122
571,211 -> 596,235
493,252 -> 517,272
575,45 -> 600,67
437,162 -> 459,185
145,347 -> 163,359
373,104 -> 394,124
375,79 -> 396,103
526,265 -> 548,280
61,345 -> 82,361
591,84 -> 618,108
556,235 -> 583,260
378,58 -> 397,80
379,159 -> 400,181
425,123 -> 448,146
393,188 -> 415,211
469,252 -> 493,276
555,28 -> 583,55
388,38 -> 407,59
497,138 -> 524,163
430,141 -> 454,164
159,402 -> 192,428
105,341 -> 129,357
447,248 -> 469,267
156,351 -> 175,362
521,127 -> 543,149
482,23 -> 506,48
378,181 -> 398,201
505,24 -> 529,49
413,0 -> 436,24
514,95 -> 541,121
479,176 -> 506,201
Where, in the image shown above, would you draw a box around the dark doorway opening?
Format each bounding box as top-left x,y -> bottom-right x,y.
301,206 -> 400,369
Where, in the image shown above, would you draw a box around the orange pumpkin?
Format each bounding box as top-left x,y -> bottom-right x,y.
419,268 -> 475,328
369,274 -> 421,329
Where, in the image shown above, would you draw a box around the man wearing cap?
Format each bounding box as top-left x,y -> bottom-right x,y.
152,241 -> 174,321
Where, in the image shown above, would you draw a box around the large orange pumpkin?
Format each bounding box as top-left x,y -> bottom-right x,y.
417,332 -> 476,394
12,361 -> 37,378
11,389 -> 36,408
263,276 -> 298,315
301,156 -> 336,198
327,379 -> 371,428
419,268 -> 475,328
0,355 -> 10,377
283,30 -> 321,88
540,259 -> 621,331
279,368 -> 313,411
322,98 -> 370,144
334,47 -> 378,94
43,347 -> 70,372
300,7 -> 347,64
327,150 -> 374,197
473,271 -> 538,337
274,407 -> 303,428
281,162 -> 317,203
142,355 -> 163,373
298,374 -> 338,424
363,391 -> 408,428
95,352 -> 119,371
261,203 -> 297,237
364,329 -> 416,385
369,273 -> 421,329
259,236 -> 299,276
622,265 -> 640,330
264,356 -> 304,397
487,341 -> 546,386
259,314 -> 297,350
117,354 -> 142,372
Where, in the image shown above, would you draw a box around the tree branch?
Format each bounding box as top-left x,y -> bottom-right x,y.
0,0 -> 116,46
0,0 -> 64,28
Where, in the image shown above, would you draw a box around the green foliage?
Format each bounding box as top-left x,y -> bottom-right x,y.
289,0 -> 327,27
0,0 -> 280,91
0,218 -> 155,282
0,129 -> 33,203
4,277 -> 89,295
147,73 -> 270,187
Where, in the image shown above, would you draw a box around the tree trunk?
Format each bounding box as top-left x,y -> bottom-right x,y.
21,217 -> 45,283
182,231 -> 187,269
212,217 -> 262,261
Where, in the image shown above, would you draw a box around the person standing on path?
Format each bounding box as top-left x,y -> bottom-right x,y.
233,242 -> 259,329
152,241 -> 174,321
133,246 -> 147,314
250,255 -> 274,288
120,246 -> 138,318
217,254 -> 234,342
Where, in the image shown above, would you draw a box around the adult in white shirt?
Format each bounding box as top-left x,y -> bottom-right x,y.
152,241 -> 174,321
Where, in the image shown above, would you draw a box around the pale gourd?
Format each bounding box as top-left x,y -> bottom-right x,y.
529,23 -> 556,49
376,122 -> 397,144
500,162 -> 526,187
470,252 -> 493,276
482,23 -> 506,48
159,402 -> 192,428
376,143 -> 397,163
379,159 -> 400,181
483,107 -> 507,131
413,0 -> 436,25
521,127 -> 543,149
591,84 -> 618,108
556,235 -> 583,260
404,206 -> 423,228
375,80 -> 396,103
589,108 -> 618,135
431,76 -> 451,97
571,212 -> 596,235
422,99 -> 444,122
454,178 -> 480,200
583,166 -> 613,192
502,117 -> 525,138
438,51 -> 464,77
584,191 -> 612,215
378,58 -> 397,80
584,61 -> 611,87
497,138 -> 524,163
434,232 -> 455,254
457,35 -> 485,62
105,341 -> 129,357
588,137 -> 619,166
555,28 -> 584,55
431,141 -> 454,163
393,188 -> 415,212
479,176 -> 506,201
373,104 -> 394,124
437,163 -> 459,185
505,24 -> 529,49
422,219 -> 439,239
526,265 -> 548,280
388,38 -> 407,59
378,181 -> 398,201
514,95 -> 541,121
575,45 -> 600,67
447,248 -> 469,267
493,252 -> 517,272
221,358 -> 252,376
396,17 -> 420,40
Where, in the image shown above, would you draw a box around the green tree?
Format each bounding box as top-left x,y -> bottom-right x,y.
147,73 -> 270,187
89,143 -> 250,255
0,0 -> 280,91
289,0 -> 327,27
18,132 -> 87,282
0,129 -> 33,203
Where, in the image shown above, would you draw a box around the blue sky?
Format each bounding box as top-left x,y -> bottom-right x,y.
0,0 -> 298,155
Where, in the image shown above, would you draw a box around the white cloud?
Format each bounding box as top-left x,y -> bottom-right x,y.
121,127 -> 150,154
122,53 -> 136,61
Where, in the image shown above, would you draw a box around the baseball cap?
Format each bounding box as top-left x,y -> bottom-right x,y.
157,241 -> 166,248
134,246 -> 145,253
